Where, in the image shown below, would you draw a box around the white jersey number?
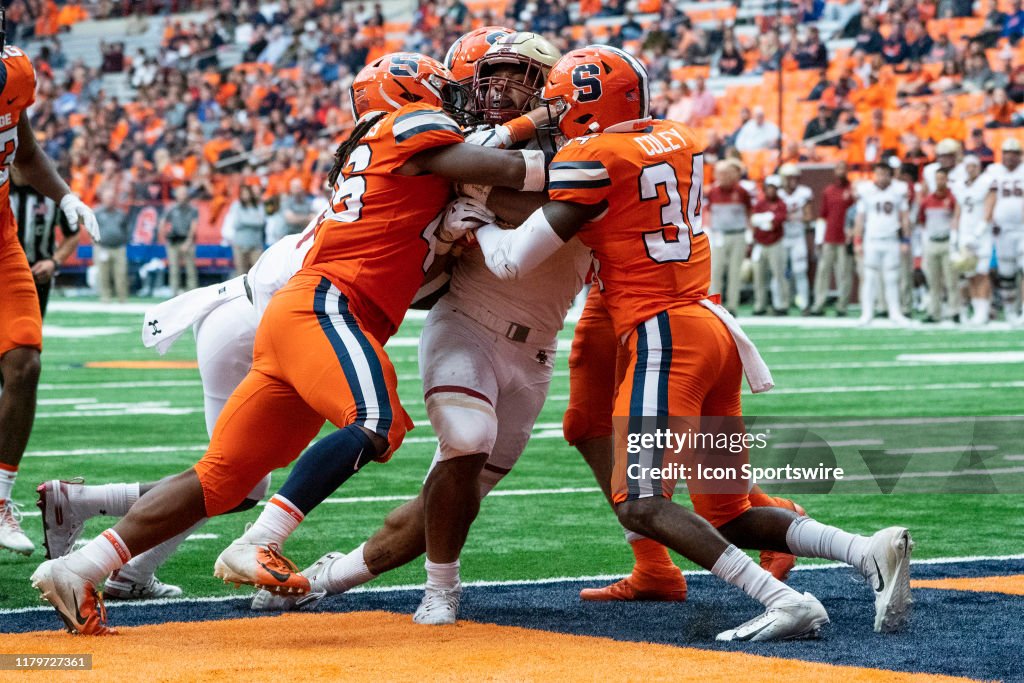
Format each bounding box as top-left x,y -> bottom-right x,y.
639,156 -> 704,263
327,144 -> 372,223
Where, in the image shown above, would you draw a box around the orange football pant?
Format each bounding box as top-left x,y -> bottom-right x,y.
0,226 -> 43,356
194,273 -> 412,516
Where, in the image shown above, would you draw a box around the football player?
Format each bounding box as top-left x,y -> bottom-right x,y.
952,155 -> 993,324
983,138 -> 1024,325
34,223 -> 318,598
776,164 -> 814,313
31,52 -> 548,635
854,162 -> 912,326
0,15 -> 99,556
475,45 -> 914,641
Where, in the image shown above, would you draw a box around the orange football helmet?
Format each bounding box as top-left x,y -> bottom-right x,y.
349,52 -> 462,118
541,45 -> 651,140
444,25 -> 514,84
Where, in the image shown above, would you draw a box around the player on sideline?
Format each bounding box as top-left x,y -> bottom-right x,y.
855,162 -> 912,326
475,45 -> 914,641
33,224 -> 317,598
983,138 -> 1024,325
31,53 -> 549,635
951,156 -> 993,324
776,163 -> 814,314
0,18 -> 100,555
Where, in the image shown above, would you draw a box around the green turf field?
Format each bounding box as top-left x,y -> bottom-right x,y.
1,299 -> 1023,609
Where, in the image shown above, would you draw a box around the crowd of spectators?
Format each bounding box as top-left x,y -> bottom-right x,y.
7,0 -> 1024,308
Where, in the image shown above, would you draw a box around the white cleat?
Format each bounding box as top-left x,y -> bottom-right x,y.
856,315 -> 872,328
862,526 -> 914,633
716,592 -> 829,642
0,500 -> 35,555
104,571 -> 183,600
413,584 -> 462,625
30,558 -> 114,635
36,479 -> 87,559
213,538 -> 310,595
250,551 -> 343,611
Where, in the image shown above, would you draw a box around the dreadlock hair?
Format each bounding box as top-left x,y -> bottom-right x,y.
327,112 -> 387,188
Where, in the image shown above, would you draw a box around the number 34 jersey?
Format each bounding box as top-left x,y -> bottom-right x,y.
547,119 -> 708,338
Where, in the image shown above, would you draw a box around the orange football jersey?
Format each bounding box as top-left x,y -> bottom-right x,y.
0,45 -> 37,242
301,102 -> 463,340
548,119 -> 708,338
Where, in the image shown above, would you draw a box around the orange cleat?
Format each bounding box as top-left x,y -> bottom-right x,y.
759,500 -> 807,581
580,572 -> 688,602
214,541 -> 310,595
31,558 -> 116,635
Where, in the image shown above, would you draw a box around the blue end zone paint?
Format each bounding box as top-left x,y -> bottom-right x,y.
5,559 -> 1023,681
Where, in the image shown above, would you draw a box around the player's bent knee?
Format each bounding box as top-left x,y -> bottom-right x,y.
426,391 -> 498,459
562,408 -> 612,447
614,497 -> 665,535
0,347 -> 41,390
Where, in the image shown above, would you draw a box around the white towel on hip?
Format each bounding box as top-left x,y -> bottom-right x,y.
142,276 -> 249,355
699,298 -> 774,394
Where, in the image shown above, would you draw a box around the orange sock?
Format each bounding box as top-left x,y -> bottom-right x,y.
631,538 -> 679,578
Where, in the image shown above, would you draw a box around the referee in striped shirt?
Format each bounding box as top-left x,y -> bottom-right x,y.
10,182 -> 80,317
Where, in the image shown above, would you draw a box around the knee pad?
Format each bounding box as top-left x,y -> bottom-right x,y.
563,407 -> 613,447
426,389 -> 498,460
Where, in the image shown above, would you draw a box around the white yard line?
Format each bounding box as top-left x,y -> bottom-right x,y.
3,552 -> 1024,616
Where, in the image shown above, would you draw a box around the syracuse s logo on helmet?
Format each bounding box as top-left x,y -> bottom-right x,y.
389,55 -> 421,77
571,63 -> 602,103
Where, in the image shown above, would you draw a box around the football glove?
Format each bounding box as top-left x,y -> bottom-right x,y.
438,197 -> 495,249
60,194 -> 101,242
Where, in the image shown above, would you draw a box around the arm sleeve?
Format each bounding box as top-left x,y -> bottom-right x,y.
475,208 -> 567,281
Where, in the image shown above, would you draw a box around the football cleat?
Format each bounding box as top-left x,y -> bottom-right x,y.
103,571 -> 183,600
213,540 -> 310,595
30,558 -> 115,635
862,526 -> 914,633
37,479 -> 87,559
250,551 -> 344,611
580,574 -> 687,602
716,592 -> 829,642
413,584 -> 462,625
0,499 -> 35,555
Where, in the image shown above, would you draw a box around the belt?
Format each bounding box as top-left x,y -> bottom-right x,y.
929,235 -> 951,242
242,274 -> 253,303
448,297 -> 553,346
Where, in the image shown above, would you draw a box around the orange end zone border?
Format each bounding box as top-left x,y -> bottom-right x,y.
0,612 -> 978,682
912,575 -> 1024,596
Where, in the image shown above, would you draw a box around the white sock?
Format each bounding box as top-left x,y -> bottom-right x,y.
971,298 -> 990,321
322,542 -> 376,594
0,466 -> 17,502
116,519 -> 206,584
424,557 -> 460,591
64,529 -> 131,584
786,516 -> 871,575
71,483 -> 140,518
711,545 -> 797,609
241,495 -> 303,546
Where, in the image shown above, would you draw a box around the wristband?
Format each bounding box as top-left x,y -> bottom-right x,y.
520,149 -> 547,192
502,115 -> 538,145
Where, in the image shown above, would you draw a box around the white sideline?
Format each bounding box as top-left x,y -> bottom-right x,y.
3,552 -> 1024,616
